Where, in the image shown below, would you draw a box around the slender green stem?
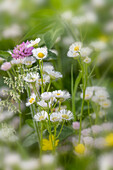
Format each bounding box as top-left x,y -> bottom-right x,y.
56,121 -> 64,139
39,60 -> 43,94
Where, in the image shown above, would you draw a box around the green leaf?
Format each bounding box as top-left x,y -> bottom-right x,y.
0,51 -> 12,61
25,119 -> 34,128
45,50 -> 57,61
44,27 -> 64,49
23,133 -> 38,147
57,125 -> 74,141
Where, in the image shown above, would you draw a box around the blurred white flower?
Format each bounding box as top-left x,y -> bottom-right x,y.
61,11 -> 73,20
52,90 -> 70,102
2,24 -> 22,38
98,153 -> 113,170
37,100 -> 47,108
41,92 -> 53,101
23,56 -> 36,66
80,47 -> 92,57
80,90 -> 93,100
99,99 -> 112,109
83,57 -> 91,63
90,41 -> 107,51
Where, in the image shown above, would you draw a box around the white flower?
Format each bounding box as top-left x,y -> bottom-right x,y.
34,111 -> 47,121
95,90 -> 109,101
41,154 -> 55,165
91,125 -> 103,134
4,153 -> 21,167
37,75 -> 50,85
43,63 -> 54,73
24,73 -> 39,82
67,50 -> 79,58
50,112 -> 61,122
52,90 -> 70,102
83,137 -> 94,146
0,123 -> 18,143
45,70 -> 62,79
69,42 -> 82,52
72,16 -> 86,26
99,99 -> 112,108
81,128 -> 91,136
80,90 -> 93,100
61,11 -> 73,20
83,57 -> 91,63
20,159 -> 39,170
102,122 -> 113,132
67,42 -> 82,58
32,47 -> 48,60
90,41 -> 107,51
11,58 -> 24,65
80,47 -> 92,57
41,92 -> 53,101
23,56 -> 36,66
37,100 -> 47,108
60,109 -> 73,121
26,93 -> 36,106
104,21 -> 113,33
27,38 -> 41,48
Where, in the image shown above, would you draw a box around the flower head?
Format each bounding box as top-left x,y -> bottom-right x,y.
1,62 -> 11,71
83,57 -> 91,63
41,92 -> 53,101
34,111 -> 47,121
75,144 -> 85,154
26,93 -> 36,106
32,47 -> 48,60
27,38 -> 41,48
24,73 -> 39,83
105,133 -> 113,147
50,112 -> 61,122
23,56 -> 36,66
42,135 -> 59,151
52,90 -> 70,102
12,41 -> 34,59
60,109 -> 73,121
67,42 -> 82,58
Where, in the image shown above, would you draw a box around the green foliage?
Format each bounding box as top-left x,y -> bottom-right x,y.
44,27 -> 64,49
0,51 -> 12,61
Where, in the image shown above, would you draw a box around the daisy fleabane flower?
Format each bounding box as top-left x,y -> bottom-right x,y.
37,100 -> 48,108
23,56 -> 36,66
26,93 -> 36,106
50,112 -> 61,122
80,47 -> 92,57
41,92 -> 53,101
27,38 -> 41,48
80,90 -> 93,100
60,109 -> 74,121
52,90 -> 70,102
24,73 -> 39,82
83,57 -> 91,63
34,111 -> 48,121
32,47 -> 48,60
12,41 -> 34,59
67,42 -> 82,58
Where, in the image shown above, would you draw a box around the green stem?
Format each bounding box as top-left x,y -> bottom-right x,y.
56,121 -> 64,139
39,60 -> 43,94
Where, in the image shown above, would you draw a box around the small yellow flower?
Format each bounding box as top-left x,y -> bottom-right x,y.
105,133 -> 113,147
75,144 -> 85,154
42,135 -> 59,151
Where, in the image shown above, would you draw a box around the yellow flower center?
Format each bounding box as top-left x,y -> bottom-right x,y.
26,61 -> 32,64
52,117 -> 58,121
75,144 -> 85,154
74,46 -> 79,51
103,103 -> 109,106
62,114 -> 69,119
38,52 -> 45,58
39,116 -> 44,120
105,133 -> 113,146
85,94 -> 89,97
29,98 -> 35,103
57,93 -> 61,96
